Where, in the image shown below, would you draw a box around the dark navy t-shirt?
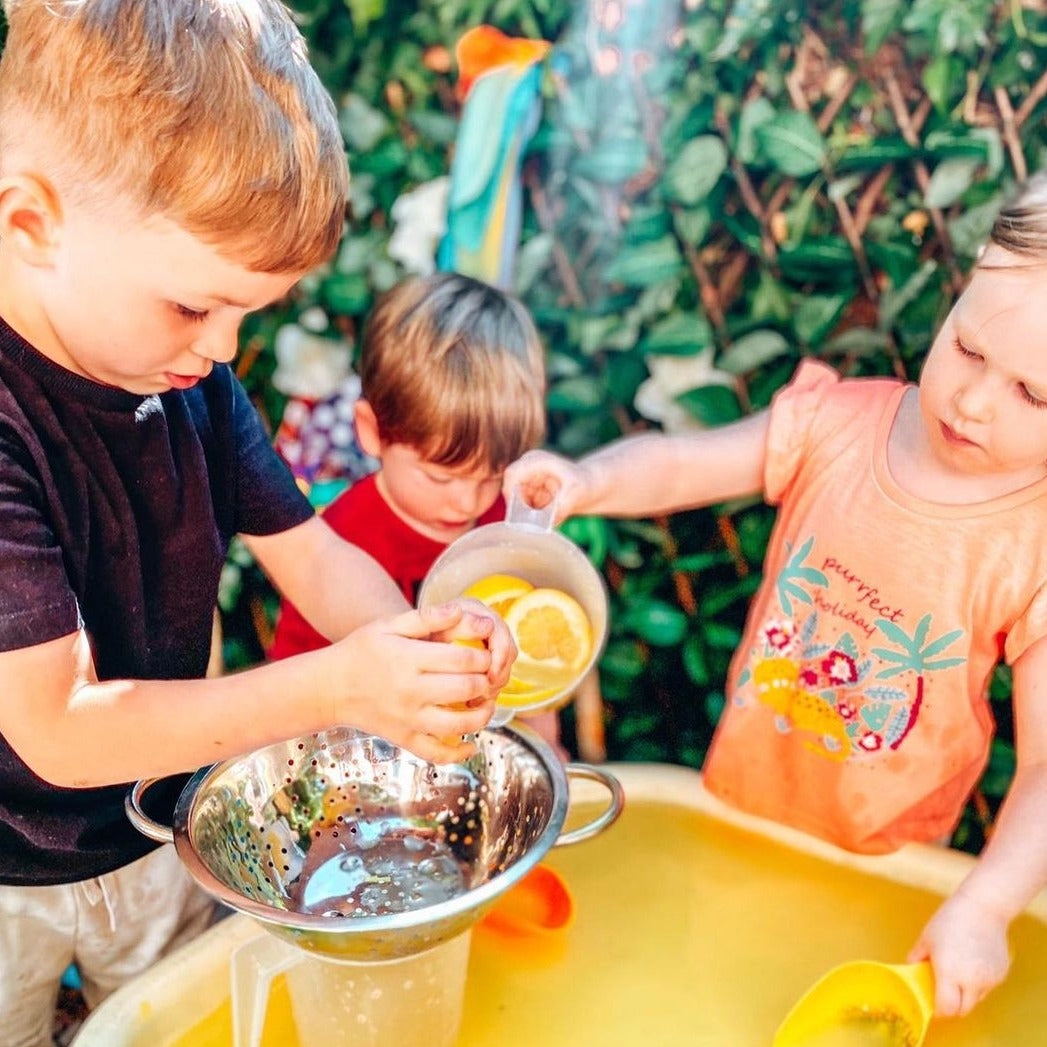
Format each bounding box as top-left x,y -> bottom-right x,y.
0,318 -> 313,885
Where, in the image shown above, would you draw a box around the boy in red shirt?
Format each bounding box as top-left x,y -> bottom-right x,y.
271,272 -> 563,746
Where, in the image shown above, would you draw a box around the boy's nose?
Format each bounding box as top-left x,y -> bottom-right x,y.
452,483 -> 486,516
193,326 -> 238,364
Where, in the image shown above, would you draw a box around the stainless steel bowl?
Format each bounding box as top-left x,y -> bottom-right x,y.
127,725 -> 622,961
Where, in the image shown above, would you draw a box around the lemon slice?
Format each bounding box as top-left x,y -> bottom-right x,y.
503,588 -> 592,682
462,573 -> 535,618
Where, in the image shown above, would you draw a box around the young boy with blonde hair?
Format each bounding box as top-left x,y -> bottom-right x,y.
271,272 -> 564,747
0,4 -> 510,1042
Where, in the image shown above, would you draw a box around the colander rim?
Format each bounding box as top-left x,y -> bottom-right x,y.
170,723 -> 571,937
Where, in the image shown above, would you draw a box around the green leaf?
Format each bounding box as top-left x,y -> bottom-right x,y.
980,739 -> 1016,797
903,0 -> 993,56
322,273 -> 370,314
600,638 -> 647,680
755,111 -> 827,177
620,598 -> 690,646
862,0 -> 904,52
346,0 -> 387,34
793,293 -> 851,345
835,137 -> 920,171
751,270 -> 792,323
407,108 -> 458,147
546,375 -> 606,413
736,97 -> 776,165
683,635 -> 710,686
778,238 -> 857,281
639,311 -> 715,355
339,93 -> 391,152
673,206 -> 713,247
718,330 -> 791,373
666,136 -> 728,205
879,260 -> 939,330
922,53 -> 964,113
825,328 -> 890,357
676,384 -> 743,425
703,621 -> 743,649
925,156 -> 979,209
604,237 -> 684,287
704,690 -> 726,724
711,0 -> 777,60
948,193 -> 1003,257
515,233 -> 554,296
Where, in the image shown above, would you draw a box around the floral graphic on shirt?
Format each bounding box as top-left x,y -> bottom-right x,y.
735,539 -> 966,762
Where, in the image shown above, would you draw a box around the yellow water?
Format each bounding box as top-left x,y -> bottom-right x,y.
169,800 -> 1047,1046
801,1029 -> 911,1047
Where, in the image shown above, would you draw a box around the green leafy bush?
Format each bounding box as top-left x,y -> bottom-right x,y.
243,0 -> 1044,854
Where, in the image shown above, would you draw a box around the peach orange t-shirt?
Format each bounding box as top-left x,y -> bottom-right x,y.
703,360 -> 1047,853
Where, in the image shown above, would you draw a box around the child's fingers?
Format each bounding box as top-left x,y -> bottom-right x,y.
393,603 -> 466,639
401,731 -> 477,765
422,698 -> 496,737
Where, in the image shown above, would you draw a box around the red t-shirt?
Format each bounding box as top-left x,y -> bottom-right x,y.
269,472 -> 505,659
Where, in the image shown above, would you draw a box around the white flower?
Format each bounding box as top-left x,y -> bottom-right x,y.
633,348 -> 735,433
388,177 -> 450,276
271,324 -> 352,400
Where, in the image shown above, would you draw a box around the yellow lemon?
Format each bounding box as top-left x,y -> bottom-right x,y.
462,573 -> 535,618
503,588 -> 592,683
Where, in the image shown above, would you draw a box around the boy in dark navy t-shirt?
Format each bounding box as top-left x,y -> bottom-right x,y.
0,2 -> 510,1039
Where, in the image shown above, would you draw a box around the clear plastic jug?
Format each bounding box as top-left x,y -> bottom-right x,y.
418,490 -> 608,725
231,928 -> 472,1047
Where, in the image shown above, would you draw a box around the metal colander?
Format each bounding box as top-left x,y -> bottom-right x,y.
127,725 -> 622,961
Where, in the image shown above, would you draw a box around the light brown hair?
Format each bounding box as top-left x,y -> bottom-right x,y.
359,273 -> 546,472
0,0 -> 347,272
988,171 -> 1047,260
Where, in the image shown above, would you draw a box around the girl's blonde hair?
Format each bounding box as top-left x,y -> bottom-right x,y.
988,170 -> 1047,260
360,273 -> 547,473
0,0 -> 347,273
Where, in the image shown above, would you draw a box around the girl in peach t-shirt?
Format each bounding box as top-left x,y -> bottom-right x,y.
505,172 -> 1047,1019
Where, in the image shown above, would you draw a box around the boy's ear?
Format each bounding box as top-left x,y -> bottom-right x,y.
0,173 -> 63,267
353,398 -> 384,458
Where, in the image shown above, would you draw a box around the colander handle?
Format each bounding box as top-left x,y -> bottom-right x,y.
554,764 -> 625,847
124,777 -> 175,844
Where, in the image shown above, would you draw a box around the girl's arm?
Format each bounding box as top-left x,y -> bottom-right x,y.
504,410 -> 770,522
908,634 -> 1047,1015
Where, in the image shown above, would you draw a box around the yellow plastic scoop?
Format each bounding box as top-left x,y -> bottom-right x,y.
773,961 -> 934,1047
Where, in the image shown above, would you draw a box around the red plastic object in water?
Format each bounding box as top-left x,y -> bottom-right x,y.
477,864 -> 574,945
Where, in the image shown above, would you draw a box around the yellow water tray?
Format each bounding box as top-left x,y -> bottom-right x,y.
74,764 -> 1047,1046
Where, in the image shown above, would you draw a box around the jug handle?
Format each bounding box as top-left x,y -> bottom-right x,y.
231,934 -> 300,1047
554,764 -> 625,847
124,777 -> 175,844
506,486 -> 558,533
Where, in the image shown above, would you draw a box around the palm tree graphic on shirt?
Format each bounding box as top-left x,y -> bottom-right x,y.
869,614 -> 965,749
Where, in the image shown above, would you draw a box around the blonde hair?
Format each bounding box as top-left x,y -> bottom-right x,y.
988,170 -> 1047,260
0,0 -> 347,272
360,273 -> 547,472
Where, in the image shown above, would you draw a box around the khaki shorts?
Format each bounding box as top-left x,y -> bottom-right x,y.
0,844 -> 214,1047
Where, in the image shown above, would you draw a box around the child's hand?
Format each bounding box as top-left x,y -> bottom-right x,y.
328,602 -> 504,763
908,890 -> 1012,1016
504,449 -> 589,524
429,596 -> 516,696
